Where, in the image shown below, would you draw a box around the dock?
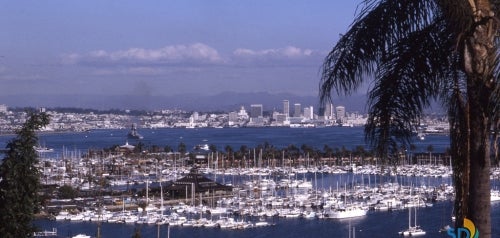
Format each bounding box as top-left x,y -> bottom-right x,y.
34,228 -> 58,237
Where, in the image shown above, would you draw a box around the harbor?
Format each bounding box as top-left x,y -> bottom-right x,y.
33,166 -> 500,238
0,127 -> 497,237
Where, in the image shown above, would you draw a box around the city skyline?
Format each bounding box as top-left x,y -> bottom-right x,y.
0,1 -> 366,109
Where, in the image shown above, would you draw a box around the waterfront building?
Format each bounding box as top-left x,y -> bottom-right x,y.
293,103 -> 301,117
303,106 -> 313,120
283,100 -> 290,117
275,113 -> 288,125
323,102 -> 334,120
228,106 -> 250,127
238,106 -> 249,119
336,106 -> 346,123
249,117 -> 265,126
272,111 -> 280,121
250,104 -> 263,118
192,112 -> 199,121
0,104 -> 7,113
228,112 -> 238,123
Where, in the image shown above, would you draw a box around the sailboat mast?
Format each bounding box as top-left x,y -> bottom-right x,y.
415,199 -> 418,227
408,204 -> 411,229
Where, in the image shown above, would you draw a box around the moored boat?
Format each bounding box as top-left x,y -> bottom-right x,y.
127,123 -> 143,140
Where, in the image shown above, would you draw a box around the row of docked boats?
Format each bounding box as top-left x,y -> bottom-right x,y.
54,208 -> 273,230
52,176 -> 458,230
42,158 -> 500,236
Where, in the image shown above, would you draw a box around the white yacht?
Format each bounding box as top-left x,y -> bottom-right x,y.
72,235 -> 91,238
491,189 -> 500,202
326,206 -> 367,219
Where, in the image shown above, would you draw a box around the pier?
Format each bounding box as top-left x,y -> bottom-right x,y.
34,228 -> 58,237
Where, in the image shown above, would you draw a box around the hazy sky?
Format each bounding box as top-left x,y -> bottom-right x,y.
0,1 -> 363,100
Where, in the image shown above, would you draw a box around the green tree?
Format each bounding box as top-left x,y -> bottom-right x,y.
58,185 -> 78,200
0,111 -> 50,237
319,1 -> 499,236
177,142 -> 187,155
323,144 -> 333,166
133,141 -> 145,153
208,144 -> 217,153
225,145 -> 234,167
164,145 -> 173,153
238,145 -> 248,167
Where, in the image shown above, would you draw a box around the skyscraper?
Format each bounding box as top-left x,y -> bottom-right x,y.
283,100 -> 289,117
293,103 -> 301,117
303,106 -> 313,120
250,104 -> 263,118
336,106 -> 346,121
324,103 -> 333,119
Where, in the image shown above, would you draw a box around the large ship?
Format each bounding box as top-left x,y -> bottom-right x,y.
127,123 -> 144,140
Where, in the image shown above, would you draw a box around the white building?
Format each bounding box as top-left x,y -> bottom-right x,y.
323,103 -> 334,120
283,100 -> 290,117
303,106 -> 314,120
0,104 -> 7,113
336,106 -> 346,123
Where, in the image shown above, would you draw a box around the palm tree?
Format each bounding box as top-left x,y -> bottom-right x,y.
323,144 -> 334,166
319,1 -> 499,236
177,142 -> 187,155
225,145 -> 234,167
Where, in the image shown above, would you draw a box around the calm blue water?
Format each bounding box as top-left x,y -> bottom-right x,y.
1,127 -> 451,157
1,127 -> 497,237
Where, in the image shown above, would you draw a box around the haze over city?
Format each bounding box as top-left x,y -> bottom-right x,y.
0,1 -> 366,110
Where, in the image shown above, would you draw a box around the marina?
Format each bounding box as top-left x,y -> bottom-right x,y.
0,127 -> 498,237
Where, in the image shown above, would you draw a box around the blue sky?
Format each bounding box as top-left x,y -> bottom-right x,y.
0,1 -> 363,105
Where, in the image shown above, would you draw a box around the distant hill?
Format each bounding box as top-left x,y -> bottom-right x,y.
0,92 -> 368,113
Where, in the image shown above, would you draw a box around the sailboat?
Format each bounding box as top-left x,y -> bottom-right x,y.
34,141 -> 54,153
399,191 -> 426,236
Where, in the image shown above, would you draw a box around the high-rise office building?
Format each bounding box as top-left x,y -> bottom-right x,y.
303,106 -> 313,120
283,100 -> 289,117
250,104 -> 263,118
293,103 -> 301,117
336,106 -> 346,121
324,103 -> 333,119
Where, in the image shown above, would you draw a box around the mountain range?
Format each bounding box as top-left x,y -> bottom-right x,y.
0,92 -> 368,113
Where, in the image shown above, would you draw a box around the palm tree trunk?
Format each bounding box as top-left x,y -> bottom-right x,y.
461,1 -> 496,236
467,78 -> 492,237
450,83 -> 471,231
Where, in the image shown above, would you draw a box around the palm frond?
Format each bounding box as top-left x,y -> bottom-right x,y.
320,0 -> 437,104
366,17 -> 456,157
491,39 -> 500,124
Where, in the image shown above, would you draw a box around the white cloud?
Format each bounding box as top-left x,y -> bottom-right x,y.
63,43 -> 223,66
231,46 -> 321,67
91,67 -> 163,76
233,46 -> 316,59
61,44 -> 322,74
